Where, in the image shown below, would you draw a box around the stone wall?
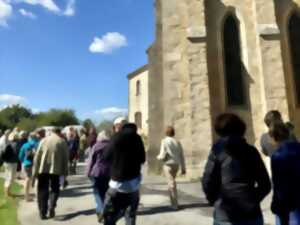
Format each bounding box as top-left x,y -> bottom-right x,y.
146,0 -> 300,178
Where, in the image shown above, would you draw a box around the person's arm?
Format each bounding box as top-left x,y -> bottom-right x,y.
138,136 -> 146,164
157,139 -> 166,161
178,142 -> 186,174
62,141 -> 69,177
103,139 -> 115,162
33,141 -> 43,178
252,147 -> 271,202
202,150 -> 220,205
271,154 -> 290,221
19,145 -> 26,163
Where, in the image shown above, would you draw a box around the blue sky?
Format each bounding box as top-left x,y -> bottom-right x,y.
0,0 -> 154,122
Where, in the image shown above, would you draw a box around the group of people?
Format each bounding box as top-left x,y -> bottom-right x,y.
0,128 -> 46,201
0,125 -> 100,218
0,110 -> 299,225
202,111 -> 300,225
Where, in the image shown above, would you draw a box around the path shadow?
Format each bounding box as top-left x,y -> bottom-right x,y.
55,209 -> 95,221
138,202 -> 210,216
60,187 -> 92,198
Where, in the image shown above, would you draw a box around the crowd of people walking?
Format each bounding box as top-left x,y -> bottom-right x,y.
0,110 -> 299,225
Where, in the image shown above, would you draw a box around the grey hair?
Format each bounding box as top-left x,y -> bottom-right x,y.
97,130 -> 112,142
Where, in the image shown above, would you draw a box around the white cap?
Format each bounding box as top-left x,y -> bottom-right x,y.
113,117 -> 127,125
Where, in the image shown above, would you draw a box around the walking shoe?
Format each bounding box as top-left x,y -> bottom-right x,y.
97,213 -> 104,223
49,209 -> 55,219
40,214 -> 47,220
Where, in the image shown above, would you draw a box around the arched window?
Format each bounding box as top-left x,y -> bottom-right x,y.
136,80 -> 141,96
223,14 -> 246,106
135,112 -> 142,129
288,12 -> 300,106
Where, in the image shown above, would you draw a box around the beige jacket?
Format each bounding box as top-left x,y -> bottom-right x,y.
33,133 -> 69,177
157,137 -> 186,171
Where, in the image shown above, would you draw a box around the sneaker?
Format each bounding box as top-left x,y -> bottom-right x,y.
40,214 -> 47,220
49,209 -> 55,219
97,213 -> 104,223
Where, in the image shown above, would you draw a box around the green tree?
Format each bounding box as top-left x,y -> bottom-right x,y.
36,109 -> 79,127
17,118 -> 38,132
0,105 -> 33,130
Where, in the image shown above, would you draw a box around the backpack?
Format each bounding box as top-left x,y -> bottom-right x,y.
1,145 -> 15,162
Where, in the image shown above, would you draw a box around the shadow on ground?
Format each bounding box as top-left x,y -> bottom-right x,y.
55,209 -> 96,221
139,202 -> 210,216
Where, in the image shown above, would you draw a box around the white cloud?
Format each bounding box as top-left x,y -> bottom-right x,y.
0,0 -> 13,27
19,8 -> 36,19
63,0 -> 75,16
21,0 -> 60,13
0,94 -> 26,105
88,107 -> 128,121
89,32 -> 128,54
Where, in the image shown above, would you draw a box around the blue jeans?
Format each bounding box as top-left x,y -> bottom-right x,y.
214,217 -> 263,225
90,177 -> 109,214
276,209 -> 300,225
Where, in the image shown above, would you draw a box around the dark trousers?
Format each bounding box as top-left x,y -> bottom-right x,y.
37,174 -> 60,216
103,188 -> 140,225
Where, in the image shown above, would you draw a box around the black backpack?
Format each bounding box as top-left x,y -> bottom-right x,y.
1,144 -> 15,162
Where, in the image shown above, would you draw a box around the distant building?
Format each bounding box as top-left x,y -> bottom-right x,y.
128,65 -> 149,136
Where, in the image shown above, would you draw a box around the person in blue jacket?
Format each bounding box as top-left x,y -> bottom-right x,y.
270,122 -> 300,225
19,132 -> 40,201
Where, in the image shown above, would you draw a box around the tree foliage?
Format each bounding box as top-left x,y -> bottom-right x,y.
0,105 -> 80,131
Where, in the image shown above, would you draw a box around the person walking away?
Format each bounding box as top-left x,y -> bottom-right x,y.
33,127 -> 69,220
261,110 -> 284,157
67,129 -> 79,175
269,123 -> 300,225
1,131 -> 19,197
86,130 -> 112,222
157,126 -> 186,210
79,129 -> 88,162
202,113 -> 271,225
285,122 -> 298,142
16,131 -> 29,179
87,127 -> 98,150
19,132 -> 40,201
103,123 -> 146,225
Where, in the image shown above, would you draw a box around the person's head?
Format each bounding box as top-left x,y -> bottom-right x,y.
269,122 -> 290,144
97,129 -> 112,142
29,132 -> 38,141
122,123 -> 137,133
8,132 -> 19,142
264,110 -> 283,128
35,128 -> 46,139
80,128 -> 86,136
113,117 -> 127,133
214,113 -> 247,138
19,131 -> 28,140
165,126 -> 175,137
53,127 -> 62,135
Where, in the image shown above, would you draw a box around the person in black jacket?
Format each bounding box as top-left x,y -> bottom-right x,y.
202,113 -> 271,225
103,122 -> 146,225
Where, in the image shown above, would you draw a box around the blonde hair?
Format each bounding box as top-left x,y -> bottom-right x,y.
97,130 -> 112,142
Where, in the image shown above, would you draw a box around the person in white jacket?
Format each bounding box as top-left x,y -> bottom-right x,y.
157,126 -> 186,210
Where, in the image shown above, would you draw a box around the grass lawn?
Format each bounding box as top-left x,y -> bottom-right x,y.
0,178 -> 22,225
